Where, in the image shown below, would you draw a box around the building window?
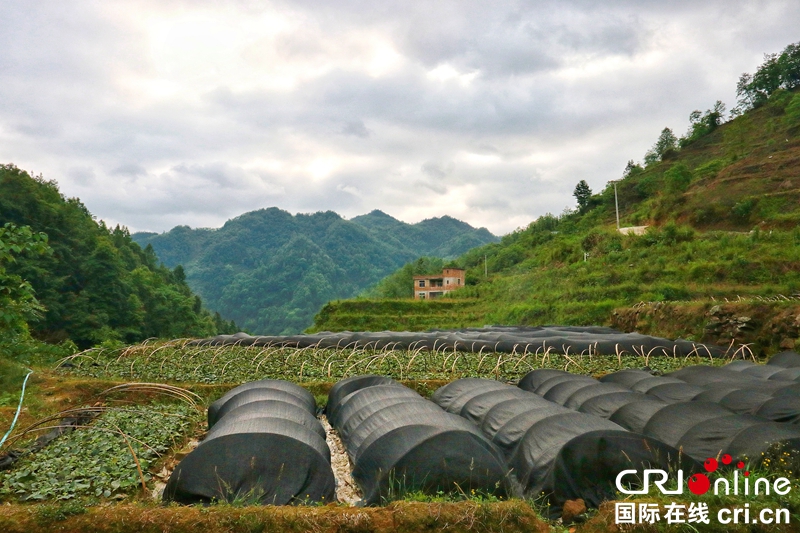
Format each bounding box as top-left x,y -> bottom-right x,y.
457,279 -> 461,285
419,292 -> 426,299
418,280 -> 425,287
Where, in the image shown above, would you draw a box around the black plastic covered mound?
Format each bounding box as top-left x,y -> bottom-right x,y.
435,376 -> 700,515
328,376 -> 514,504
578,391 -> 660,419
642,402 -> 733,448
542,431 -> 700,518
610,400 -> 669,433
562,383 -> 631,410
430,378 -> 510,414
600,361 -> 800,462
208,379 -> 316,427
326,375 -> 396,420
597,368 -> 654,388
517,369 -> 572,392
768,351 -> 800,368
188,326 -> 725,357
164,380 -> 335,505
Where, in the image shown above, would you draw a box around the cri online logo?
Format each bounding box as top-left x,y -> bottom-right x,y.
616,454 -> 792,496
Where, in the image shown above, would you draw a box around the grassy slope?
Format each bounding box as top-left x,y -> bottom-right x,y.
312,89 -> 800,355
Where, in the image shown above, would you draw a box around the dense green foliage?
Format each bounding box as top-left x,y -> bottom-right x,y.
0,165 -> 236,350
0,223 -> 50,339
0,403 -> 197,501
133,209 -> 496,335
735,42 -> 800,113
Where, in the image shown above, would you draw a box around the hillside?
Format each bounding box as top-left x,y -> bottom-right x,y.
0,165 -> 236,352
311,52 -> 800,355
132,209 -> 497,335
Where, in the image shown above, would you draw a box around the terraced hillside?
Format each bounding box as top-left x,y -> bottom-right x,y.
313,86 -> 800,356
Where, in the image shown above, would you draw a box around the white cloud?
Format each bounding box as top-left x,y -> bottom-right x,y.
1,0 -> 798,235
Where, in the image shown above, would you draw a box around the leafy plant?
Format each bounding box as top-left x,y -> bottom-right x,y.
0,403 -> 198,501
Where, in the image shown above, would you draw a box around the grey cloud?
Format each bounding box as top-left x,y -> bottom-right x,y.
2,1 -> 800,235
341,120 -> 370,138
67,166 -> 96,186
111,163 -> 147,177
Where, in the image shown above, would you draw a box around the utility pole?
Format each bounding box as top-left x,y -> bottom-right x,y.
614,181 -> 620,230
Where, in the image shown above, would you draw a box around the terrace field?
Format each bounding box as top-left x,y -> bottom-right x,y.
4,337 -> 800,533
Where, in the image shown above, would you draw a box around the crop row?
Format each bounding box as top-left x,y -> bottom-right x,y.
59,339 -> 732,384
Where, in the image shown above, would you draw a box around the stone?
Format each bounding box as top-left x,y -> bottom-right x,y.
562,498 -> 587,524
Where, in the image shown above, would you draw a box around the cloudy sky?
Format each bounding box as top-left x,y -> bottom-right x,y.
1,1 -> 798,235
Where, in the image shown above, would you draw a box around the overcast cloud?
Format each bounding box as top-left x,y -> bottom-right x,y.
1,0 -> 798,235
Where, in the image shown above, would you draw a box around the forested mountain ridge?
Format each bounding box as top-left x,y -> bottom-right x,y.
132,208 -> 497,335
0,165 -> 236,351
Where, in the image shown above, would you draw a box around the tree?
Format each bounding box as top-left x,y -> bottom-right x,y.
734,41 -> 800,114
0,223 -> 50,335
573,180 -> 592,210
644,128 -> 678,166
622,160 -> 644,179
680,101 -> 726,146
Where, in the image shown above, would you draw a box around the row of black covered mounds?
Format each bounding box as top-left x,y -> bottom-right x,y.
431,378 -> 696,516
325,375 -> 513,505
164,379 -> 335,505
188,326 -> 725,356
517,362 -> 800,465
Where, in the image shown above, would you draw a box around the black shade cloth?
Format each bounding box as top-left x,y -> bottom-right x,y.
330,376 -> 515,503
677,414 -> 769,460
598,369 -> 654,388
478,397 -> 565,440
459,388 -> 534,424
645,382 -> 705,403
214,400 -> 326,439
770,368 -> 800,381
642,402 -> 733,448
507,413 -> 624,495
542,430 -> 701,518
164,399 -> 335,506
210,388 -> 316,428
542,379 -> 601,405
533,374 -> 597,396
208,379 -> 315,427
610,400 -> 669,433
562,383 -> 631,410
163,428 -> 335,505
756,396 -> 800,424
190,326 -> 725,357
430,378 -> 509,413
326,375 -> 396,419
630,376 -> 684,393
578,392 -> 660,419
517,369 -> 572,392
768,351 -> 800,368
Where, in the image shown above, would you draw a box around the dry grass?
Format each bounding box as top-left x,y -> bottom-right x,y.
0,500 -> 549,533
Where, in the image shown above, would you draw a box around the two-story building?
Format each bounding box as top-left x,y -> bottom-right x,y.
413,268 -> 465,299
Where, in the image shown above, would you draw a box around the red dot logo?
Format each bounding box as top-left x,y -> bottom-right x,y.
688,473 -> 711,495
721,454 -> 732,465
744,471 -> 750,477
704,457 -> 718,472
737,461 -> 745,469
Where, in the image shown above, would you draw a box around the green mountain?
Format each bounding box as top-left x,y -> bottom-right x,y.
312,43 -> 800,355
132,208 -> 497,335
0,165 -> 235,351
